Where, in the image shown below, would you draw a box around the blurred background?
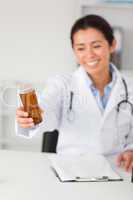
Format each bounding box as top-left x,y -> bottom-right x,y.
0,0 -> 133,152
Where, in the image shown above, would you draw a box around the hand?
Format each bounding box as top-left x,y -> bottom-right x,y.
16,107 -> 34,128
116,151 -> 133,172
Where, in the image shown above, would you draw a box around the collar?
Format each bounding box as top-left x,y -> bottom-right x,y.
80,63 -> 117,91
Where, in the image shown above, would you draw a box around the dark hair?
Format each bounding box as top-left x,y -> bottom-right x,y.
70,14 -> 114,47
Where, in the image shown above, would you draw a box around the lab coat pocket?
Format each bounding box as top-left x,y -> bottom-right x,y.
117,122 -> 130,145
117,111 -> 131,144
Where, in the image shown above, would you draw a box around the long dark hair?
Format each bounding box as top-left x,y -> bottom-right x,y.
70,14 -> 114,47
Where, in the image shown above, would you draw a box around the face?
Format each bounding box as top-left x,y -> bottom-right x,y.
72,28 -> 116,77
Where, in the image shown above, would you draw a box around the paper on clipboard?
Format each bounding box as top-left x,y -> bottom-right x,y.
49,153 -> 123,182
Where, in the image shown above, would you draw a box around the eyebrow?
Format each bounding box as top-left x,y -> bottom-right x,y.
74,40 -> 102,46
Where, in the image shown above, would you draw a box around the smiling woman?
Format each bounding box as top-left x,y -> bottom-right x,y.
16,14 -> 133,172
70,15 -> 116,96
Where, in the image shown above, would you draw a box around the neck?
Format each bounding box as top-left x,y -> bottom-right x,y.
89,69 -> 112,97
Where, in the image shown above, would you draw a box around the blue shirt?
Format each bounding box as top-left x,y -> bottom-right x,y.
83,64 -> 116,111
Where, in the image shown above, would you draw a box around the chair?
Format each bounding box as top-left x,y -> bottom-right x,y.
41,130 -> 59,153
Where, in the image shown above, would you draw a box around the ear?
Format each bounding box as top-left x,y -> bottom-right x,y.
110,39 -> 117,54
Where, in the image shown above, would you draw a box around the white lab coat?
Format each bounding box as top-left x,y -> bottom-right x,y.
17,65 -> 133,156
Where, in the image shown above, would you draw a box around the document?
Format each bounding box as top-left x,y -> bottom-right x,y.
49,153 -> 123,182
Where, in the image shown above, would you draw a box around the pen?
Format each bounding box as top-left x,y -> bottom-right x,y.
131,168 -> 133,183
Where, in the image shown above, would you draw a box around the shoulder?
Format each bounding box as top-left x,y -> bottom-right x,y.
111,65 -> 133,99
45,67 -> 83,87
43,70 -> 78,95
121,70 -> 133,88
46,73 -> 72,89
112,64 -> 132,86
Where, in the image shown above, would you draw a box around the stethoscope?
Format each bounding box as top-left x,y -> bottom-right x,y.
67,78 -> 133,122
117,78 -> 133,114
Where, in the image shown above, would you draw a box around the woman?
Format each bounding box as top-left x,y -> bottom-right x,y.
16,14 -> 133,172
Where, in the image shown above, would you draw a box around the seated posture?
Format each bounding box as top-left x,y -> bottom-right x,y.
16,14 -> 133,172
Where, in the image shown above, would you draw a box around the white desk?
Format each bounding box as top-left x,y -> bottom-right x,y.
0,150 -> 133,200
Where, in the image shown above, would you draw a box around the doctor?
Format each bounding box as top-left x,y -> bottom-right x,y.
16,14 -> 133,172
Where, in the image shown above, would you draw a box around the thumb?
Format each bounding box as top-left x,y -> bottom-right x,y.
116,153 -> 123,167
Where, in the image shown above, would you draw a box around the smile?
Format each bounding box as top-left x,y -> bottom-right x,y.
87,60 -> 99,66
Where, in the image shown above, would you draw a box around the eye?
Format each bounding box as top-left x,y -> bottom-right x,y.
93,45 -> 102,49
76,47 -> 85,51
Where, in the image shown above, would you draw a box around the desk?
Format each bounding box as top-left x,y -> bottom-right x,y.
0,150 -> 132,200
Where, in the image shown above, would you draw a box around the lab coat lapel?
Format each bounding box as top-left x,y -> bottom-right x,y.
101,71 -> 124,126
73,67 -> 102,119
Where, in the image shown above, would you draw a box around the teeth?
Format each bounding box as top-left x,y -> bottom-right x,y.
87,60 -> 98,66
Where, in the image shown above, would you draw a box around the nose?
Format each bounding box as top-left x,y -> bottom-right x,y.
84,47 -> 95,59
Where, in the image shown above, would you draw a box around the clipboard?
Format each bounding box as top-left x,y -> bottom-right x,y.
49,154 -> 123,182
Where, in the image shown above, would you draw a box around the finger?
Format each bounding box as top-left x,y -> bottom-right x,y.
16,109 -> 28,117
19,122 -> 34,128
116,154 -> 123,167
17,117 -> 34,128
17,117 -> 33,124
124,159 -> 131,172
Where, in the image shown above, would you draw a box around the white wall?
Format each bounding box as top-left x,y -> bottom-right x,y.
0,0 -> 80,82
0,0 -> 80,151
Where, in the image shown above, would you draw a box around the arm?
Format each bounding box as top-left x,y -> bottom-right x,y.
16,77 -> 64,138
